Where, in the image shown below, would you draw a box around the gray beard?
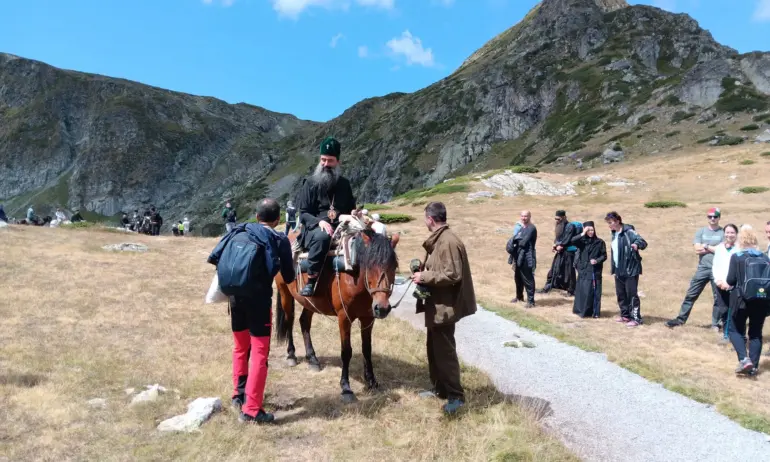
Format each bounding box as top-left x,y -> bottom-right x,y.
313,163 -> 340,193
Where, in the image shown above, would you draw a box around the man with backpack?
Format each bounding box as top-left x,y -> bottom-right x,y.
539,210 -> 580,296
222,202 -> 237,233
207,198 -> 295,424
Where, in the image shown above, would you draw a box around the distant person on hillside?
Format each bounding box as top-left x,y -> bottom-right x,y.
724,225 -> 770,376
26,207 -> 36,224
0,204 -> 7,223
71,210 -> 84,223
508,210 -> 537,308
285,200 -> 297,235
712,223 -> 740,337
120,212 -> 130,229
568,221 -> 607,318
183,217 -> 191,236
222,202 -> 237,233
55,208 -> 67,222
177,220 -> 185,237
765,221 -> 770,257
150,207 -> 162,236
539,210 -> 579,296
666,208 -> 725,330
605,211 -> 647,328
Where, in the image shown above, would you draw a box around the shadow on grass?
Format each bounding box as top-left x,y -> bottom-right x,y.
0,373 -> 46,387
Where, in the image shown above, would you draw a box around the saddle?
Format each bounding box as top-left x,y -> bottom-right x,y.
293,215 -> 366,274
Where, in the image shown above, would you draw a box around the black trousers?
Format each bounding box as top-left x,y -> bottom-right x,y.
151,223 -> 160,236
715,288 -> 730,329
514,266 -> 536,303
285,221 -> 296,235
728,303 -> 768,367
544,251 -> 576,294
230,295 -> 273,337
303,226 -> 332,277
427,323 -> 464,401
615,275 -> 641,322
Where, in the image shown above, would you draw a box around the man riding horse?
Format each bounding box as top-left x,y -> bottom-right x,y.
296,136 -> 356,297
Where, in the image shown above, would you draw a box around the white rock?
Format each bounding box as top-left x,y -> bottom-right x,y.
125,387 -> 136,395
587,175 -> 603,184
103,243 -> 148,252
88,398 -> 107,409
0,221 -> 8,229
157,397 -> 222,433
755,129 -> 770,143
467,191 -> 496,200
481,172 -> 576,197
130,384 -> 167,405
729,174 -> 738,180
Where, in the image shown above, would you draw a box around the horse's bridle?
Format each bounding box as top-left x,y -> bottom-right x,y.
364,266 -> 412,310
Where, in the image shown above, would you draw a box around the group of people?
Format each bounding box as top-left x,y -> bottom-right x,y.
207,136 -> 474,424
506,209 -> 647,327
121,207 -> 163,235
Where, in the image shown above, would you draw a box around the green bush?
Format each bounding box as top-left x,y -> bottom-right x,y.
715,136 -> 744,146
396,183 -> 470,201
62,221 -> 100,229
740,159 -> 755,165
644,201 -> 687,209
638,114 -> 656,125
740,124 -> 760,131
752,114 -> 770,122
665,130 -> 681,138
509,165 -> 539,174
378,213 -> 414,224
607,131 -> 632,142
696,137 -> 712,144
738,186 -> 769,194
761,152 -> 770,157
671,111 -> 695,123
362,203 -> 391,211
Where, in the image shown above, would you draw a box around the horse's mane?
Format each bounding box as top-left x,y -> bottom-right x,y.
356,229 -> 399,274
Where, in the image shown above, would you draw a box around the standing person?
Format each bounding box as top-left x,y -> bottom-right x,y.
666,208 -> 725,329
222,202 -> 237,233
120,212 -> 130,230
539,210 -> 579,296
569,221 -> 607,318
765,221 -> 770,257
296,137 -> 357,296
411,202 -> 476,415
509,210 -> 537,308
177,220 -> 185,237
285,200 -> 297,235
712,224 -> 740,335
150,207 -> 162,236
207,199 -> 295,423
724,226 -> 770,376
0,204 -> 7,223
605,211 -> 648,328
183,217 -> 191,236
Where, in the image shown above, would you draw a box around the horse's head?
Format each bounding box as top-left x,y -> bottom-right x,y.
356,229 -> 399,319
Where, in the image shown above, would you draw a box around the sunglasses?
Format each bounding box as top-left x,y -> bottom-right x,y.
707,215 -> 719,219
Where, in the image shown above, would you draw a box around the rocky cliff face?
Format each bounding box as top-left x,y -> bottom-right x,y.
1,0 -> 769,227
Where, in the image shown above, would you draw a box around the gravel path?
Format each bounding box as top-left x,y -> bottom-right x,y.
390,283 -> 770,462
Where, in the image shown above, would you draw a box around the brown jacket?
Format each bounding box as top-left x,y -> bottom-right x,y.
416,225 -> 477,328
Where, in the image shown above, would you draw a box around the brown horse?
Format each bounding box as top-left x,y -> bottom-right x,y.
275,228 -> 399,402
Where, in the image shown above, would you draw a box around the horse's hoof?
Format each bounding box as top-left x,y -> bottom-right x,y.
366,382 -> 380,391
341,393 -> 358,404
307,363 -> 322,372
286,357 -> 298,367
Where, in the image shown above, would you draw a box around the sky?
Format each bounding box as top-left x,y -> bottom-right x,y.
1,0 -> 769,122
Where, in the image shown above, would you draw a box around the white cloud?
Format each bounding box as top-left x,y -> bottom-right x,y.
754,0 -> 770,21
358,45 -> 369,58
203,0 -> 235,6
385,30 -> 435,67
330,33 -> 344,48
270,0 -> 393,19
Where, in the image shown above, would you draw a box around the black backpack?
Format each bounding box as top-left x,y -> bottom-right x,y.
227,209 -> 237,222
216,229 -> 279,298
742,253 -> 770,301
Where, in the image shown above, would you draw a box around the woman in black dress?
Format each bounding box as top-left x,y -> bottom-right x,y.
569,221 -> 607,318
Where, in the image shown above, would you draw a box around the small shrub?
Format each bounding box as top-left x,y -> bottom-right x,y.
638,114 -> 656,125
740,124 -> 760,131
715,136 -> 744,146
671,111 -> 696,123
62,221 -> 100,229
665,130 -> 681,138
509,165 -> 539,174
738,186 -> 769,194
378,213 -> 414,224
644,201 -> 687,209
607,131 -> 632,142
612,143 -> 623,152
752,114 -> 770,122
696,136 -> 713,144
707,122 -> 718,128
740,159 -> 755,165
362,203 -> 391,211
659,94 -> 682,107
761,152 -> 770,157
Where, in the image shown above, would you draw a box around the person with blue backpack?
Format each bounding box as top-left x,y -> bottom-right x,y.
539,210 -> 581,296
207,198 -> 295,424
724,225 -> 770,376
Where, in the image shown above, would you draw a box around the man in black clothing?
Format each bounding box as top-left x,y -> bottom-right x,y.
510,210 -> 538,308
285,200 -> 297,235
605,211 -> 648,328
539,210 -> 579,295
150,207 -> 162,236
296,137 -> 357,296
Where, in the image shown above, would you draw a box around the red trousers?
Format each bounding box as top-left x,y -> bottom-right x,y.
230,296 -> 272,417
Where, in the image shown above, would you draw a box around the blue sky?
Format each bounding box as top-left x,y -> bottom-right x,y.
1,0 -> 768,122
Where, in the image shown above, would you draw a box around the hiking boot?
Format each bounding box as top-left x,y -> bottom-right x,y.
748,367 -> 759,377
625,320 -> 640,328
665,318 -> 684,328
735,358 -> 754,375
239,409 -> 275,424
510,297 -> 524,304
615,316 -> 631,323
299,279 -> 317,297
231,395 -> 244,411
442,399 -> 465,415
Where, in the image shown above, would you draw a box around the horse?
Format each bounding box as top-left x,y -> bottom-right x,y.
274,227 -> 399,403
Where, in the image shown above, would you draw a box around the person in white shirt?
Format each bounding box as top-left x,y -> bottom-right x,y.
371,213 -> 386,235
712,224 -> 739,334
183,217 -> 191,237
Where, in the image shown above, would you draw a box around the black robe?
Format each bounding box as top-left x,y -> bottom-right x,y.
569,234 -> 607,318
545,222 -> 580,292
296,176 -> 356,246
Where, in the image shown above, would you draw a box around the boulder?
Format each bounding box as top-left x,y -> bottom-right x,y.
601,149 -> 625,164
481,172 -> 576,197
467,191 -> 496,200
755,129 -> 770,143
130,384 -> 167,405
103,243 -> 149,252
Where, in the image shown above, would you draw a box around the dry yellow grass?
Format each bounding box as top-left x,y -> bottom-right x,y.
0,226 -> 575,461
388,143 -> 770,433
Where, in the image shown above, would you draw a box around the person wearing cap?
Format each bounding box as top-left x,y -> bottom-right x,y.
568,221 -> 607,318
296,137 -> 357,297
371,213 -> 386,235
538,210 -> 579,296
666,207 -> 725,329
605,211 -> 647,327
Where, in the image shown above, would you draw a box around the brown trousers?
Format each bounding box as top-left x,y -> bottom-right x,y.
427,323 -> 464,401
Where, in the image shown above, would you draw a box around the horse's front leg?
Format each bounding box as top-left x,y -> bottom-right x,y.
360,317 -> 378,391
299,309 -> 321,371
337,312 -> 356,403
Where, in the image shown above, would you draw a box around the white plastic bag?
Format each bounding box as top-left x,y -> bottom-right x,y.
205,273 -> 228,304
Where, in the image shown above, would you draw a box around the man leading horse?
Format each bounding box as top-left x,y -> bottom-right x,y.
296,136 -> 357,296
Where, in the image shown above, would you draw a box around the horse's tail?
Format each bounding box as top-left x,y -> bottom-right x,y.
275,290 -> 292,343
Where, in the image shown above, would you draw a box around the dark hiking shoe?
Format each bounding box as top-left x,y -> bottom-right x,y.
231,395 -> 244,411
239,409 -> 275,424
735,358 -> 754,375
442,399 -> 465,415
299,279 -> 317,297
748,367 -> 759,377
510,298 -> 524,304
665,319 -> 684,328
